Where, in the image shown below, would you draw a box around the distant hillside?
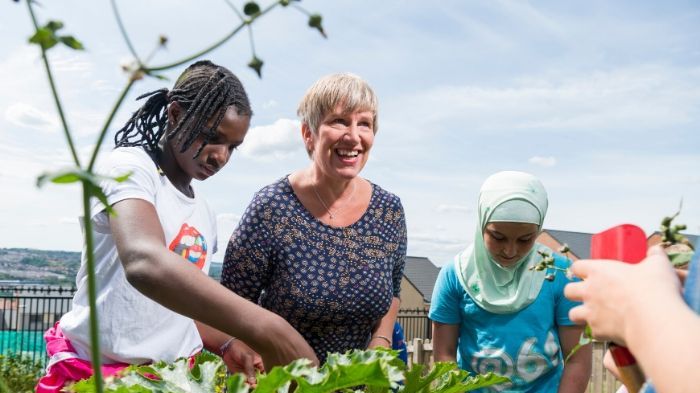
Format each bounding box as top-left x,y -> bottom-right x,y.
0,248 -> 81,284
0,248 -> 223,284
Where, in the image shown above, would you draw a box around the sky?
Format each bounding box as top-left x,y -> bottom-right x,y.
1,0 -> 699,267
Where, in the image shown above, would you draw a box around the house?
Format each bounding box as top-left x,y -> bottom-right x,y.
647,232 -> 699,249
537,229 -> 592,260
400,256 -> 440,309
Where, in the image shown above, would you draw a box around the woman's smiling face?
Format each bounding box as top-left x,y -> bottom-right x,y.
483,222 -> 539,267
305,104 -> 375,180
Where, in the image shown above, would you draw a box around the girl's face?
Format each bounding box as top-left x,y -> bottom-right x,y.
174,106 -> 250,181
304,104 -> 375,181
483,222 -> 539,267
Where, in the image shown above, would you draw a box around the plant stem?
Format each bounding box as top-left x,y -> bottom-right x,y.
26,0 -> 82,168
146,1 -> 280,72
82,185 -> 103,393
88,78 -> 135,171
110,0 -> 141,64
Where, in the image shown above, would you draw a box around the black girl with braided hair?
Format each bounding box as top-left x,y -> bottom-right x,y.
37,60 -> 317,393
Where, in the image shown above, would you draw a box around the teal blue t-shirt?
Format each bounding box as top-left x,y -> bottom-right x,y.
429,254 -> 578,392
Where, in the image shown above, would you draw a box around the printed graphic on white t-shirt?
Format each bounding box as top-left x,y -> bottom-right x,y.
169,223 -> 208,270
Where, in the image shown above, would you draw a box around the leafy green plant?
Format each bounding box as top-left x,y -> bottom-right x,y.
0,353 -> 44,393
659,205 -> 695,267
66,349 -> 509,393
530,244 -> 573,281
16,1 -> 326,392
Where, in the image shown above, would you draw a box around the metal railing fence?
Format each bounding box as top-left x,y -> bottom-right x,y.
0,286 -> 435,365
0,286 -> 76,364
396,307 -> 431,341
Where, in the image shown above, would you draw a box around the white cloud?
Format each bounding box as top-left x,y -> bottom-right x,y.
5,103 -> 59,132
435,204 -> 471,214
528,156 -> 557,167
213,212 -> 242,262
59,217 -> 80,225
262,100 -> 278,109
239,118 -> 303,161
393,65 -> 700,134
52,55 -> 94,73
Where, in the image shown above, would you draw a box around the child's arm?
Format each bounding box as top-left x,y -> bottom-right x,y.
556,325 -> 591,393
110,198 -> 319,368
195,321 -> 263,384
431,322 -> 459,362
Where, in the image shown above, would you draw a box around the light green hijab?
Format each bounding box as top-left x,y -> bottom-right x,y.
455,171 -> 551,314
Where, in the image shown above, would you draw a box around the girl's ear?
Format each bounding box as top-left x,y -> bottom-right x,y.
167,101 -> 183,128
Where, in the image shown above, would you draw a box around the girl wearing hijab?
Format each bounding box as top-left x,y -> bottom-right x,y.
429,171 -> 591,392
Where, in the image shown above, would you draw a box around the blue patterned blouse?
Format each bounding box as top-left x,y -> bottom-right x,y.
221,177 -> 407,362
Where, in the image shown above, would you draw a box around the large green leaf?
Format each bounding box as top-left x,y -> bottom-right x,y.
68,353 -> 226,393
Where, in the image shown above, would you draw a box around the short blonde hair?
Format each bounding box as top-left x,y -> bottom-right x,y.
297,73 -> 378,134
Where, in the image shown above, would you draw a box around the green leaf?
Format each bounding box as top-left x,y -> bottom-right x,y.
36,171 -> 80,186
29,20 -> 84,51
37,169 -> 130,216
59,35 -> 85,50
669,250 -> 694,267
243,1 -> 261,16
45,20 -> 64,32
402,362 -> 454,393
67,354 -> 227,392
113,171 -> 133,183
225,373 -> 250,393
565,324 -> 594,363
308,14 -> 327,38
86,182 -> 116,216
435,372 -> 510,393
247,56 -> 264,78
29,28 -> 59,50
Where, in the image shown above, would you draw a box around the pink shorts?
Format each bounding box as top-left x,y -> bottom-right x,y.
35,323 -> 129,393
36,323 -> 199,392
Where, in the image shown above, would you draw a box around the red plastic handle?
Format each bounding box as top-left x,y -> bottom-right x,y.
590,224 -> 648,392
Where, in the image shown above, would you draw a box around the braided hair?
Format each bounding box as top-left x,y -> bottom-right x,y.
114,60 -> 252,158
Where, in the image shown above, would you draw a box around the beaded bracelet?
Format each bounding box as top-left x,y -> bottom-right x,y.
219,337 -> 236,356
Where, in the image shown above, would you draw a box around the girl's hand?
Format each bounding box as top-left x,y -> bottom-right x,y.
222,339 -> 264,386
257,315 -> 320,369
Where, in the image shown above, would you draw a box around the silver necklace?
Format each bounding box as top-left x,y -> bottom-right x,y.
311,179 -> 356,220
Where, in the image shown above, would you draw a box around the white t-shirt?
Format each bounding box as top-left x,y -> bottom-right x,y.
60,147 -> 218,364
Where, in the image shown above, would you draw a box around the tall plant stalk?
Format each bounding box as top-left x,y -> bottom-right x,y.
22,1 -> 328,391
